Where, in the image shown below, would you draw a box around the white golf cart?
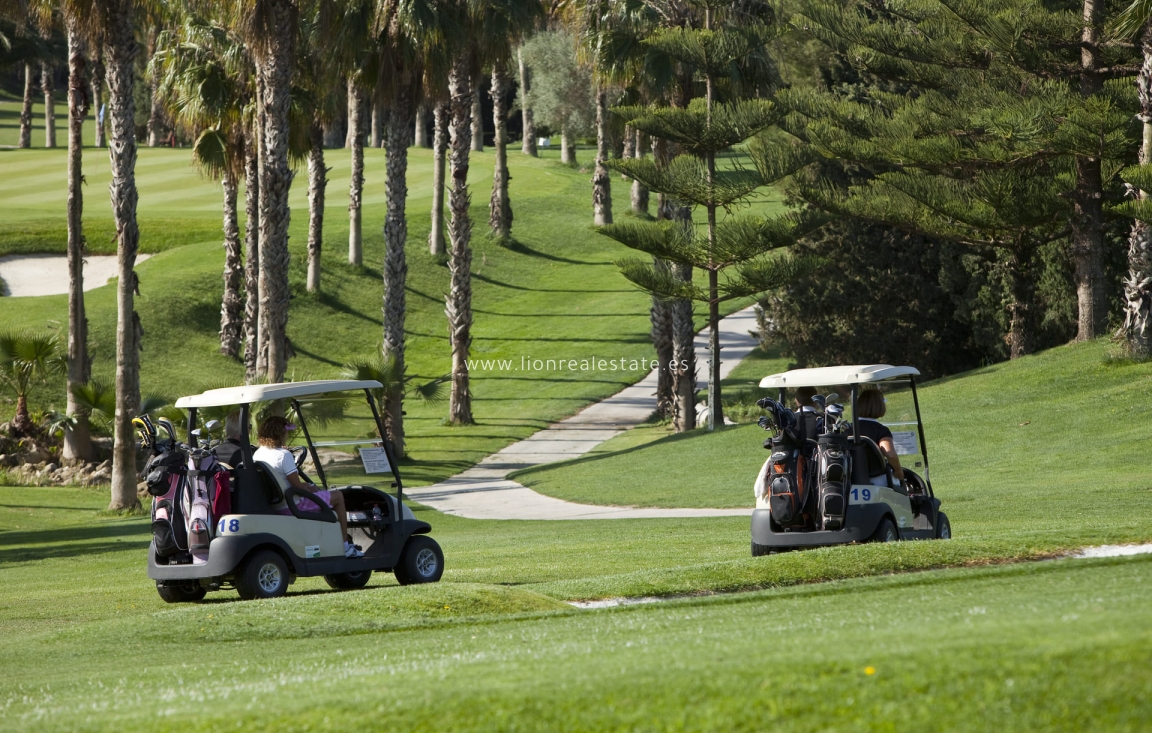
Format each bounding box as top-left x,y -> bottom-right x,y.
146,380 -> 443,601
751,365 -> 950,555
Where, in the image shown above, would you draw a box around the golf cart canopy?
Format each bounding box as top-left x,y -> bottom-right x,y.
174,380 -> 384,408
758,365 -> 920,390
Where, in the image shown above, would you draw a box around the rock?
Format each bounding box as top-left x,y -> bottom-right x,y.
20,447 -> 51,464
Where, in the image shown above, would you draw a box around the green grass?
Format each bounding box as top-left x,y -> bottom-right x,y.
1,485 -> 1149,732
0,141 -> 771,486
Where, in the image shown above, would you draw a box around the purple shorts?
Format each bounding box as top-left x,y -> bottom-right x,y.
277,489 -> 333,515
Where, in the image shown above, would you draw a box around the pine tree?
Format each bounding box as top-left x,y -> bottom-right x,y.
788,0 -> 1137,357
601,12 -> 819,430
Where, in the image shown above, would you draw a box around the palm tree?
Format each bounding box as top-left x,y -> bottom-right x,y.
429,99 -> 449,254
93,0 -> 144,510
0,331 -> 61,436
347,77 -> 366,265
447,49 -> 475,424
41,60 -> 56,148
481,0 -> 544,240
64,14 -> 92,459
152,17 -> 253,360
236,0 -> 298,384
20,62 -> 35,148
1112,2 -> 1152,357
518,45 -> 536,156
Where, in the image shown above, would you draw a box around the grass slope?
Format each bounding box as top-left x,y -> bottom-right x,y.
515,339 -> 1152,531
0,142 -> 769,485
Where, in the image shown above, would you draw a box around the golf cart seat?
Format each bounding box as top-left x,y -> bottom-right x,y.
230,462 -> 286,515
851,437 -> 892,487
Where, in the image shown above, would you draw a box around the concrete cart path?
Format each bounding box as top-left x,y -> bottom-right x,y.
0,253 -> 152,297
405,305 -> 761,520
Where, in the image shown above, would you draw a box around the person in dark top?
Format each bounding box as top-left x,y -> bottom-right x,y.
851,388 -> 904,486
212,410 -> 248,468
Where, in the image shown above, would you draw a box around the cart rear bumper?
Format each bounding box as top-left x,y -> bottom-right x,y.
751,504 -> 890,548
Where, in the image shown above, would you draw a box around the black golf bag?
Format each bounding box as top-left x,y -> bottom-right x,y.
813,434 -> 850,530
146,448 -> 190,561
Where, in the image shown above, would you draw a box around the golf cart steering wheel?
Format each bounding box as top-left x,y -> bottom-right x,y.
289,446 -> 308,470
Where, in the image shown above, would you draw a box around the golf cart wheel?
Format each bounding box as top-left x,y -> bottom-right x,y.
936,512 -> 952,540
156,581 -> 207,603
751,541 -> 773,557
394,536 -> 444,585
324,570 -> 373,590
236,549 -> 289,600
870,517 -> 899,543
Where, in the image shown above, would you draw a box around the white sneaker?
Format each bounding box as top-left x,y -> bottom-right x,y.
344,542 -> 364,558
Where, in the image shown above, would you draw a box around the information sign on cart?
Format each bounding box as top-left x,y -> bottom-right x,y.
359,446 -> 392,474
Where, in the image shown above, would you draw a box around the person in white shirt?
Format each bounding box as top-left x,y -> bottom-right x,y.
254,416 -> 363,558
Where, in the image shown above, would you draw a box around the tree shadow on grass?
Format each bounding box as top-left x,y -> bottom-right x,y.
472,272 -> 630,294
0,521 -> 151,548
501,239 -> 612,266
0,537 -> 151,564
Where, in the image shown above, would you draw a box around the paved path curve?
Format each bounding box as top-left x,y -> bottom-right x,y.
405,306 -> 761,520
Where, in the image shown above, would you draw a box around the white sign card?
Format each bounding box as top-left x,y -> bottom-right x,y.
359,447 -> 392,474
891,431 -> 919,456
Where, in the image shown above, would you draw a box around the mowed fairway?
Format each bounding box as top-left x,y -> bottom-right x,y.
1,486 -> 1149,733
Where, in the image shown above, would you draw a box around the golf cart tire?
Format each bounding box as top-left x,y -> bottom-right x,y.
394,536 -> 444,585
870,517 -> 899,543
936,512 -> 952,540
156,581 -> 207,603
324,570 -> 373,590
236,549 -> 290,600
751,541 -> 773,557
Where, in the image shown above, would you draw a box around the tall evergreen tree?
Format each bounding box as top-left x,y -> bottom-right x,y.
602,12 -> 819,430
791,0 -> 1138,354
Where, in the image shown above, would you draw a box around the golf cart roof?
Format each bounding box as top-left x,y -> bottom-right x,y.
174,380 -> 383,409
758,365 -> 920,389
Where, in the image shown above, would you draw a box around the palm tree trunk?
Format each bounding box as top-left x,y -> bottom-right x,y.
306,121 -> 326,293
670,261 -> 697,432
63,25 -> 93,462
371,96 -> 383,148
593,87 -> 612,226
489,61 -> 512,240
348,83 -> 365,266
41,62 -> 56,149
430,101 -> 448,255
650,259 -> 674,420
632,129 -> 649,215
621,124 -> 635,179
471,80 -> 484,152
243,135 -> 260,383
104,0 -> 142,511
518,47 -> 536,157
414,103 -> 428,148
19,63 -> 33,149
447,57 -> 475,425
92,55 -> 106,148
383,90 -> 412,458
146,28 -> 160,147
561,123 -> 575,165
1122,22 -> 1152,358
219,169 -> 243,357
1072,0 -> 1107,341
255,0 -> 296,384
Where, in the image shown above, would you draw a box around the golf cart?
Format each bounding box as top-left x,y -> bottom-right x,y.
143,379 -> 443,602
751,365 -> 950,555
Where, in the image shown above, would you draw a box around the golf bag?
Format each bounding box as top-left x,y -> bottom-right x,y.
814,435 -> 850,530
148,448 -> 190,561
184,451 -> 227,565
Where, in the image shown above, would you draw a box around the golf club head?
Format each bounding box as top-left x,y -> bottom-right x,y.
811,394 -> 826,411
204,419 -> 221,433
825,393 -> 840,404
756,396 -> 774,410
